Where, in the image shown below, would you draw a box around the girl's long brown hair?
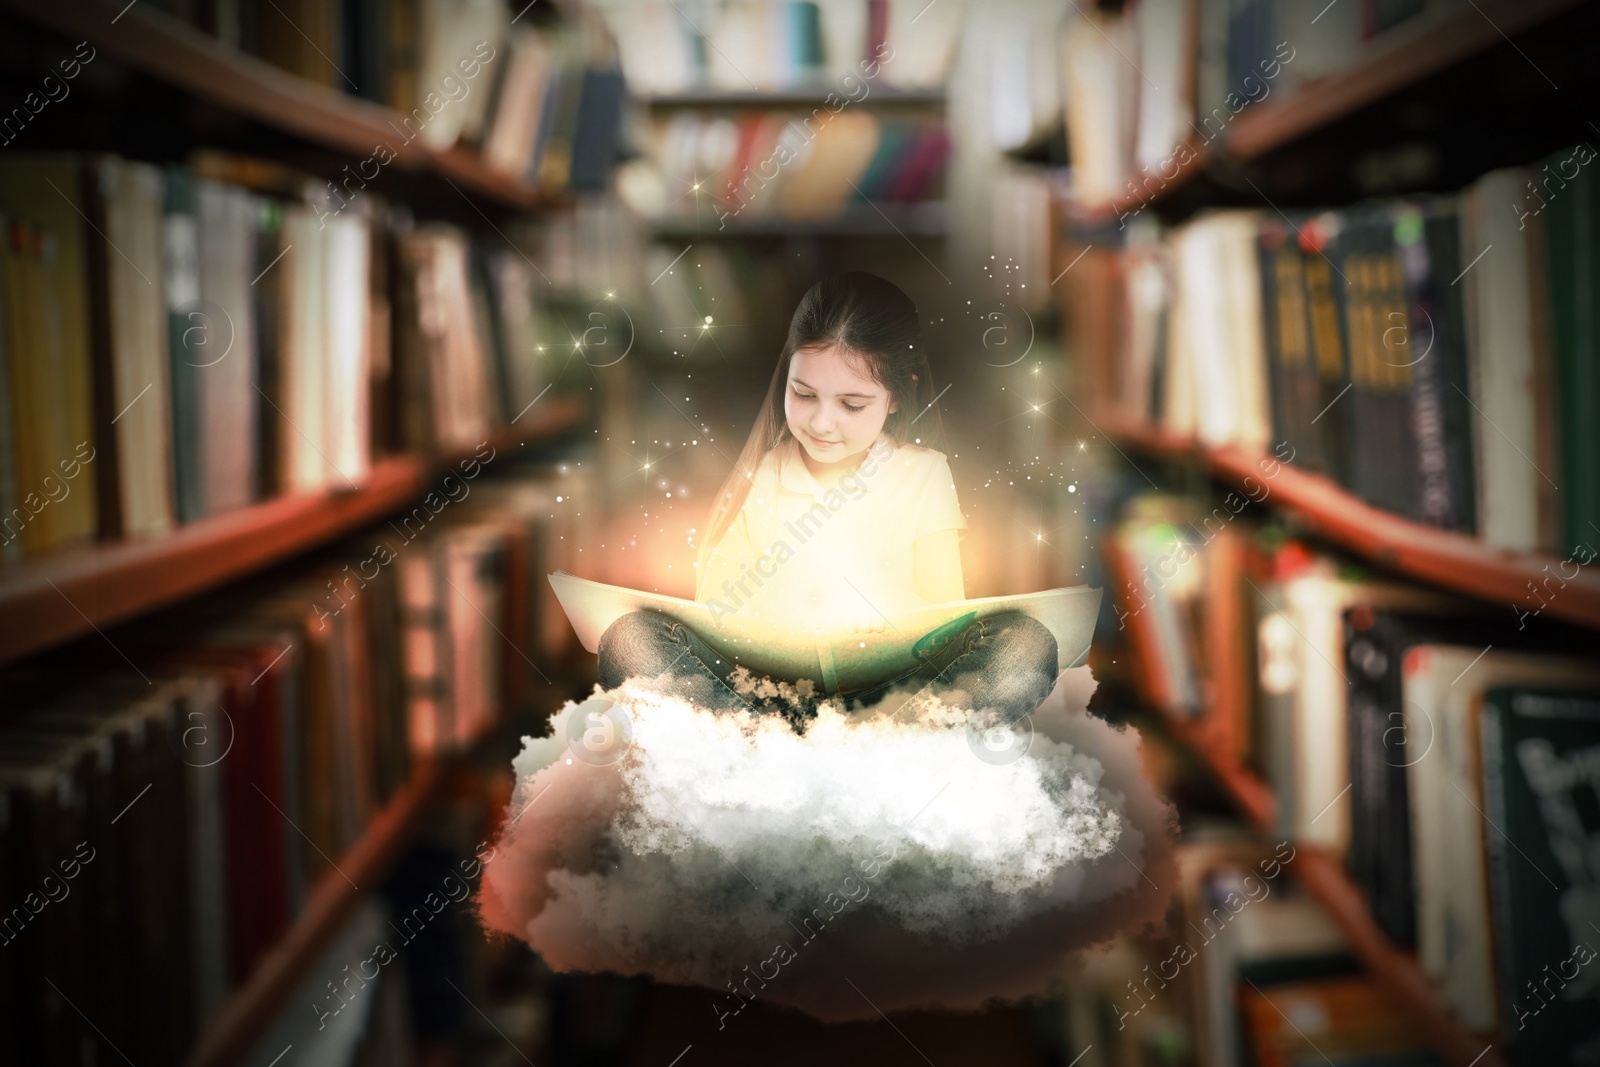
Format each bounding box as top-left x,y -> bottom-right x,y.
694,273 -> 948,599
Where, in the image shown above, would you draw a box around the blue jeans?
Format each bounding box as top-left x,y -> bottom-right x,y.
597,610 -> 1058,733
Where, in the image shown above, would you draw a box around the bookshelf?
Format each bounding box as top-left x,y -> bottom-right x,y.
1061,0 -> 1600,1039
184,758 -> 451,1067
0,2 -> 609,1063
0,0 -> 557,212
1096,414 -> 1600,631
1064,0 -> 1586,220
1142,698 -> 1505,1067
0,396 -> 588,667
1105,540 -> 1504,1066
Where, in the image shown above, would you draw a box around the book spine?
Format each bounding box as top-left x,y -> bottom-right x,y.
1298,216 -> 1350,484
84,159 -> 125,542
866,0 -> 888,64
792,1 -> 824,71
1477,699 -> 1518,1044
1341,207 -> 1419,517
163,167 -> 204,525
1397,201 -> 1477,533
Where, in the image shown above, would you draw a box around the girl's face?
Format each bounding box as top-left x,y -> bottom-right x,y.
784,344 -> 898,469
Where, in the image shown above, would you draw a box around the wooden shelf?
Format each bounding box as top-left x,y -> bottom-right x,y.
0,0 -> 556,212
0,396 -> 588,667
184,759 -> 450,1067
1059,0 -> 1584,219
1225,0 -> 1586,162
1099,415 -> 1600,631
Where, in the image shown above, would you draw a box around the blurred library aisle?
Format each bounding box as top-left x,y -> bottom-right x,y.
2,1 -> 1599,1065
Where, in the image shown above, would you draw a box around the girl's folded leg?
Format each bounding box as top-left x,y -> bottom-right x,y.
598,612 -> 821,730
598,611 -> 752,713
844,611 -> 1058,724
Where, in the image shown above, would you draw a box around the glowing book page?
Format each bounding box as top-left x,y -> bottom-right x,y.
549,571 -> 1101,695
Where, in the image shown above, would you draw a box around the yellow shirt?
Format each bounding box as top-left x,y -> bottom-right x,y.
696,433 -> 967,635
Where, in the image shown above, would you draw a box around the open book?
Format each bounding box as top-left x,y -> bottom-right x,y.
549,571 -> 1101,694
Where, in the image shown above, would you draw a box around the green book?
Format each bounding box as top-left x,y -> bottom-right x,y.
162,166 -> 203,524
1541,147 -> 1600,558
1479,686 -> 1600,1063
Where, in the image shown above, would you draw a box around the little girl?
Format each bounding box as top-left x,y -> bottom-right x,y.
598,273 -> 1058,731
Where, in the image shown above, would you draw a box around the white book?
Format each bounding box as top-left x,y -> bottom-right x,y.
1278,571 -> 1457,854
323,215 -> 371,485
1133,0 -> 1195,172
1062,12 -> 1133,205
550,570 -> 1100,696
818,0 -> 867,84
708,2 -> 776,90
197,180 -> 258,516
412,228 -> 491,451
484,27 -> 556,175
416,0 -> 509,149
606,3 -> 696,96
96,160 -> 175,538
1122,235 -> 1168,424
1462,168 -> 1542,551
280,208 -> 328,493
1172,212 -> 1268,449
882,0 -> 965,89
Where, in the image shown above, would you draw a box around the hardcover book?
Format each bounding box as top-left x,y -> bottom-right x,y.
549,570 -> 1100,697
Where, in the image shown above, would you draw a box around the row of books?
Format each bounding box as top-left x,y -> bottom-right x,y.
1105,498 -> 1599,1062
599,0 -> 962,96
1062,0 -> 1456,204
1067,836 -> 1441,1067
0,458 -> 594,1063
1064,151 -> 1600,557
480,25 -> 627,192
0,153 -> 561,559
129,0 -> 625,192
632,109 -> 949,225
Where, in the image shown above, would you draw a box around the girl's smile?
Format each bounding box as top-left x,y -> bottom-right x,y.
785,343 -> 898,480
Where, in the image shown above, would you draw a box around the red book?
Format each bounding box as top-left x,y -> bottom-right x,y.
884,126 -> 950,202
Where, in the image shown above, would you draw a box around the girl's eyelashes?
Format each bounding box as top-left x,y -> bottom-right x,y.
790,385 -> 866,413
